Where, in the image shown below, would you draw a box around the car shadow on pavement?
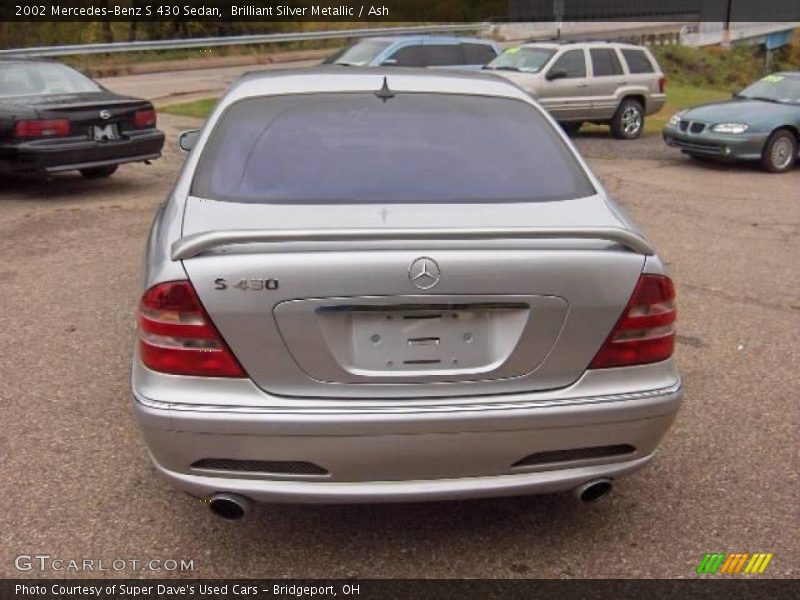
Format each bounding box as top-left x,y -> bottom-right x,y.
0,172 -> 154,202
171,490 -> 624,577
221,491 -> 601,538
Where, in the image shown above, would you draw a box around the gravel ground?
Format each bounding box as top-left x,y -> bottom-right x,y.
1,115 -> 798,579
572,130 -> 677,161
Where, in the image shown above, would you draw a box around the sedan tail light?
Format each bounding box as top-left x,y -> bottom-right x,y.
658,75 -> 667,94
589,274 -> 676,369
14,119 -> 70,138
138,281 -> 245,378
133,108 -> 157,128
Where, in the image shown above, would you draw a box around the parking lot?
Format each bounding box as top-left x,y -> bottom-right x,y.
1,96 -> 798,578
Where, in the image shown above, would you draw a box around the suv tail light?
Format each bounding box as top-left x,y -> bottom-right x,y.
589,274 -> 676,369
658,75 -> 667,94
138,281 -> 245,378
14,119 -> 70,138
134,108 -> 156,128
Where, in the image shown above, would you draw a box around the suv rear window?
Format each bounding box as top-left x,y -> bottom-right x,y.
424,44 -> 465,66
621,49 -> 655,74
590,49 -> 623,76
192,93 -> 595,204
462,43 -> 497,65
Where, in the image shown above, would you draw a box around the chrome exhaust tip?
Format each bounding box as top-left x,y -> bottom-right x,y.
208,493 -> 252,520
574,479 -> 613,503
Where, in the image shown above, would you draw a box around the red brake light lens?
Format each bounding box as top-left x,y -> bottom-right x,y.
134,108 -> 156,128
589,274 -> 676,369
14,119 -> 70,138
138,281 -> 245,378
659,75 -> 667,94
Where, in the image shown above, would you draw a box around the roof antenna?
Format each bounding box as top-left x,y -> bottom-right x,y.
375,76 -> 395,102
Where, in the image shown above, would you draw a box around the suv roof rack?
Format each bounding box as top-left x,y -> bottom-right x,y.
524,38 -> 626,45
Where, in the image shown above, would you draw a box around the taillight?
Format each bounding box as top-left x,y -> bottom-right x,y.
658,75 -> 667,94
138,281 -> 245,378
134,108 -> 156,128
14,119 -> 70,138
589,274 -> 676,369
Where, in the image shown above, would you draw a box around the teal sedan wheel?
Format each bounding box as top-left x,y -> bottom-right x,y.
761,130 -> 797,173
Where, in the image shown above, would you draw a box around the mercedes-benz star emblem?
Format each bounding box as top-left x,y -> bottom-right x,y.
99,110 -> 112,120
409,257 -> 441,290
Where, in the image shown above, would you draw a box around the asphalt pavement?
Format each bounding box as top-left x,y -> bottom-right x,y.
1,103 -> 798,578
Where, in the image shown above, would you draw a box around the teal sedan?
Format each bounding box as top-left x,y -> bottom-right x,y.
663,72 -> 800,173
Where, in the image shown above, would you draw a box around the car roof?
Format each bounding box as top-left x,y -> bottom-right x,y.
226,66 -> 531,105
517,40 -> 649,49
359,35 -> 496,45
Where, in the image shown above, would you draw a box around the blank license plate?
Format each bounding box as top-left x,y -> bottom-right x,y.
350,309 -> 494,372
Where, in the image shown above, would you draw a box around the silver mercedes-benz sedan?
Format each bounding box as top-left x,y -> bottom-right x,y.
132,67 -> 682,519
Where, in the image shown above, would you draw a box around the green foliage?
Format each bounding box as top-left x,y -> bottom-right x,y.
652,33 -> 800,94
644,83 -> 730,133
162,98 -> 217,118
773,29 -> 800,71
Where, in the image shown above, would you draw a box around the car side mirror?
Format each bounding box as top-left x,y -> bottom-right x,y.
178,129 -> 200,152
380,58 -> 398,66
546,69 -> 567,81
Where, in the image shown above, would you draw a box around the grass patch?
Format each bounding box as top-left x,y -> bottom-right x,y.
161,97 -> 217,119
644,82 -> 730,133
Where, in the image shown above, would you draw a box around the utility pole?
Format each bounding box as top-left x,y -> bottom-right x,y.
723,0 -> 733,47
553,0 -> 565,40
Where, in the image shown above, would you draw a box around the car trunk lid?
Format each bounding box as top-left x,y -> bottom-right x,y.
178,196 -> 647,399
28,91 -> 151,139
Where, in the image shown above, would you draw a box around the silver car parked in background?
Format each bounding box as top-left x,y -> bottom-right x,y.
485,41 -> 667,138
132,68 -> 681,519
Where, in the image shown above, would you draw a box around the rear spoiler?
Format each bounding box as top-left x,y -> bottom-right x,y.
171,227 -> 654,261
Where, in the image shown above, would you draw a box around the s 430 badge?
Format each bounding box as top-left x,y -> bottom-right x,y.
214,278 -> 279,291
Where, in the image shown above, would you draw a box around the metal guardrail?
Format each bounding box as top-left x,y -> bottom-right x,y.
0,24 -> 488,58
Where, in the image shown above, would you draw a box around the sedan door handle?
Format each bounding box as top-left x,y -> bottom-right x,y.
576,83 -> 589,88
617,81 -> 629,85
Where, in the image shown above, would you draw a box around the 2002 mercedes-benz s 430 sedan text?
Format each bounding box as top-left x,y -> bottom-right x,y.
132,68 -> 682,519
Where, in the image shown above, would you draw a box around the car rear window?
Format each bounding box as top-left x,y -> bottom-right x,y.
0,62 -> 101,97
191,93 -> 595,204
621,49 -> 655,74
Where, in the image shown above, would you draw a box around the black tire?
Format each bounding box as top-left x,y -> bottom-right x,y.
559,121 -> 583,136
79,165 -> 118,179
760,129 -> 797,173
610,98 -> 644,140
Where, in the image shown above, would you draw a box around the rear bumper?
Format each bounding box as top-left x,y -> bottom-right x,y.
645,93 -> 666,116
0,129 -> 165,174
150,452 -> 659,504
132,365 -> 682,504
